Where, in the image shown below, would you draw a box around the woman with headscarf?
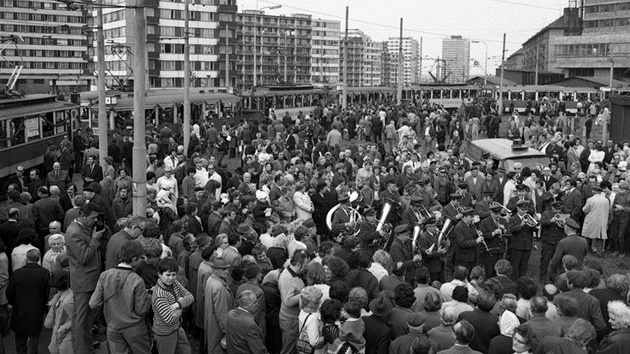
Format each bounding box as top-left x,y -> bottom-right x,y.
488,309 -> 520,354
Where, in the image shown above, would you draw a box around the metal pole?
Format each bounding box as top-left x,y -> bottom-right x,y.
225,24 -> 229,87
482,41 -> 488,86
419,37 -> 422,84
396,18 -> 403,106
294,22 -> 297,84
342,6 -> 348,109
253,12 -> 257,87
132,0 -> 147,215
284,32 -> 287,83
498,33 -> 506,115
97,5 -> 107,169
183,0 -> 190,154
534,41 -> 539,85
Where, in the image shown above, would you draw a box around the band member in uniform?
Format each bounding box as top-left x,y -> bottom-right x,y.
478,202 -> 509,277
457,183 -> 474,208
475,190 -> 495,220
506,184 -> 535,215
390,224 -> 422,286
452,208 -> 485,272
402,192 -> 425,226
539,201 -> 566,281
442,193 -> 463,280
508,199 -> 536,280
418,217 -> 445,283
331,190 -> 355,236
442,193 -> 464,221
381,179 -> 403,225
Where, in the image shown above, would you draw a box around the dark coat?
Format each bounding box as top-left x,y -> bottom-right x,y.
507,214 -> 535,251
363,315 -> 392,354
452,220 -> 478,265
225,308 -> 267,354
491,275 -> 517,296
554,289 -> 607,333
7,263 -> 50,335
32,196 -> 65,234
389,237 -> 416,281
347,268 -> 379,302
562,188 -> 583,221
548,235 -> 589,274
418,230 -> 443,274
589,288 -> 624,333
597,327 -> 630,354
459,309 -> 499,354
82,163 -> 104,184
478,215 -> 508,254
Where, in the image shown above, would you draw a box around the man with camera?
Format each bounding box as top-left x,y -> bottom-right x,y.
66,203 -> 110,353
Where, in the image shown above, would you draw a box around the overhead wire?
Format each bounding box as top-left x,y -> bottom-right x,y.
256,0 -> 543,45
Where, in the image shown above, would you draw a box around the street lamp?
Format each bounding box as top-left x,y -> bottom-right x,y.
472,40 -> 488,85
253,4 -> 281,87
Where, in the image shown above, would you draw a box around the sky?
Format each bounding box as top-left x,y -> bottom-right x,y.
239,0 -> 568,79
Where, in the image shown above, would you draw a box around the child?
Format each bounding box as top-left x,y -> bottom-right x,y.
151,257 -> 194,353
338,301 -> 365,354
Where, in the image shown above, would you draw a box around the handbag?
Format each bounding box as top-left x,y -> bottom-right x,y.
295,313 -> 314,354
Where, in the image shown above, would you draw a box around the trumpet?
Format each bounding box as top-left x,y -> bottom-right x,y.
495,204 -> 512,218
522,213 -> 540,228
554,213 -> 569,228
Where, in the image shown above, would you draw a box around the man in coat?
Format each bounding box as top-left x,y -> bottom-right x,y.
539,201 -> 566,281
437,320 -> 483,354
205,257 -> 233,354
46,162 -> 71,194
582,185 -> 610,255
226,290 -> 267,354
32,186 -> 65,240
553,270 -> 607,335
452,208 -> 484,272
418,217 -> 446,283
548,218 -> 589,276
465,165 -> 486,202
478,202 -> 508,278
390,224 -> 422,286
66,203 -> 108,354
7,248 -> 50,354
458,292 -> 499,353
81,155 -> 103,186
507,200 -> 536,280
562,179 -> 583,222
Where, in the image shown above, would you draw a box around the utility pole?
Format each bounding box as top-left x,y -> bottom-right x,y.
253,12 -> 257,87
97,5 -> 107,169
534,41 -> 539,85
419,37 -> 422,84
132,0 -> 147,215
342,6 -> 348,109
294,21 -> 297,84
225,24 -> 230,88
284,31 -> 288,83
396,18 -> 403,105
183,0 -> 190,154
498,33 -> 506,116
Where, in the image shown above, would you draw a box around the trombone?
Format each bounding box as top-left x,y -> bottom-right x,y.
522,213 -> 540,228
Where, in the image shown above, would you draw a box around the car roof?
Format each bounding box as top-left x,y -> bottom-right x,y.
470,139 -> 548,160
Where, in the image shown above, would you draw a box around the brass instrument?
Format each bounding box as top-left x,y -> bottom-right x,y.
498,204 -> 512,218
412,223 -> 422,253
522,213 -> 540,228
376,202 -> 392,232
326,203 -> 363,237
435,217 -> 454,255
554,213 -> 570,228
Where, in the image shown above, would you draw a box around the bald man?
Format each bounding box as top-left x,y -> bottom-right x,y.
46,162 -> 70,194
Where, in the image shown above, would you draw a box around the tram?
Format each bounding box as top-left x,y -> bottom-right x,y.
79,88 -> 242,133
401,84 -> 490,109
240,85 -> 332,119
0,94 -> 80,180
498,85 -> 601,114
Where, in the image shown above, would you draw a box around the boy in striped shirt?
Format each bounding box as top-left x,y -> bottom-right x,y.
151,257 -> 194,353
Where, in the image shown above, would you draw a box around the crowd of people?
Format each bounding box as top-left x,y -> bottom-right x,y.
0,96 -> 629,354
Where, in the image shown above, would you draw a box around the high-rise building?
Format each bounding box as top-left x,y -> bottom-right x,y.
91,0 -> 237,90
386,37 -> 419,85
311,18 -> 340,84
236,11 -> 312,88
0,1 -> 91,94
340,29 -> 382,87
552,0 -> 630,79
442,35 -> 470,83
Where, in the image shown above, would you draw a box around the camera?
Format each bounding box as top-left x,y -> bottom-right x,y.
95,213 -> 105,231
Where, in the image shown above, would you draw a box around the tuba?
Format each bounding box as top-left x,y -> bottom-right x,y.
376,201 -> 392,232
374,202 -> 394,250
434,217 -> 454,255
326,203 -> 363,237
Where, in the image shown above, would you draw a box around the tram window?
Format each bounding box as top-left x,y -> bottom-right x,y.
502,91 -> 510,100
564,92 -> 575,101
432,89 -> 441,99
42,113 -> 55,139
524,92 -> 536,100
443,90 -> 452,99
0,121 -> 7,149
11,118 -> 26,146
